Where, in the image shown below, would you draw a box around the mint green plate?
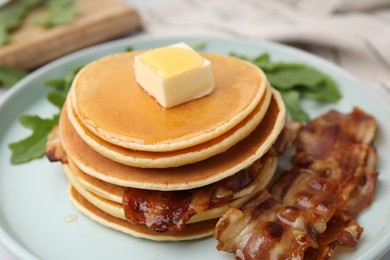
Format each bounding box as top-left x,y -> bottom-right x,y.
1,36 -> 390,260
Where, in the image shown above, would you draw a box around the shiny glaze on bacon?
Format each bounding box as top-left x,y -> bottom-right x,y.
123,151 -> 276,233
214,108 -> 378,259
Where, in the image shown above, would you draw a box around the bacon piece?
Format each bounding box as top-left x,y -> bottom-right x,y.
272,119 -> 302,155
214,108 -> 378,259
123,151 -> 277,233
304,218 -> 363,260
45,125 -> 68,163
123,188 -> 195,233
214,191 -> 316,259
273,108 -> 378,222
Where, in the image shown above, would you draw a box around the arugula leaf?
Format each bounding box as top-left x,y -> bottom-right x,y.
231,52 -> 341,122
32,0 -> 79,28
47,91 -> 66,108
0,0 -> 78,45
0,25 -> 9,45
0,65 -> 28,88
300,76 -> 341,102
44,78 -> 66,91
266,66 -> 325,90
9,65 -> 82,165
280,90 -> 310,122
0,0 -> 44,45
9,115 -> 59,164
191,41 -> 207,51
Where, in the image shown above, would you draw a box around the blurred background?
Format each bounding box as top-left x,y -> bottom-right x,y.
1,0 -> 390,96
130,0 -> 390,99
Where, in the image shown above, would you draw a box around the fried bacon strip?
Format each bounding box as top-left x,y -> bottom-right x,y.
123,151 -> 277,233
45,125 -> 67,163
214,108 -> 378,259
272,119 -> 302,155
123,119 -> 302,233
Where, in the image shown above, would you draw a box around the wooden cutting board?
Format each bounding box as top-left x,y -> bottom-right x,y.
0,0 -> 141,69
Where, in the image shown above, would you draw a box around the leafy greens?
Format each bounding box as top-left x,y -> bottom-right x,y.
9,66 -> 82,164
0,0 -> 44,45
32,0 -> 79,28
0,65 -> 28,88
0,0 -> 78,45
230,52 -> 341,121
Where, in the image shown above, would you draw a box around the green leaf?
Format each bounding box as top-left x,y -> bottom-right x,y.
0,25 -> 9,45
0,65 -> 28,88
253,53 -> 270,63
0,2 -> 28,45
266,66 -> 325,90
32,0 -> 79,28
300,76 -> 341,103
258,62 -> 306,72
8,64 -> 82,164
280,90 -> 310,122
191,41 -> 207,51
229,52 -> 253,61
0,0 -> 44,45
22,0 -> 46,9
9,114 -> 58,164
230,52 -> 341,121
44,78 -> 66,91
125,46 -> 134,52
47,91 -> 66,108
63,66 -> 82,92
44,65 -> 82,93
45,66 -> 81,109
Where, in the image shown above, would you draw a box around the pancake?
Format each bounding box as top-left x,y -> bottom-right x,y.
70,51 -> 268,152
69,186 -> 218,241
60,89 -> 286,190
64,164 -> 261,223
63,150 -> 276,226
65,84 -> 272,168
64,150 -> 277,205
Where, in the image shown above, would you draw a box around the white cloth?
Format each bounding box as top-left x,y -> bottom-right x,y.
131,0 -> 390,102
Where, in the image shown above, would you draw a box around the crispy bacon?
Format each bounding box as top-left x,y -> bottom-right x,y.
272,120 -> 302,155
122,118 -> 302,233
304,218 -> 363,260
123,151 -> 277,233
45,125 -> 67,163
214,190 -> 317,259
214,108 -> 378,259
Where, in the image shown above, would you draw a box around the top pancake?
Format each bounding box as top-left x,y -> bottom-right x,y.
71,51 -> 267,152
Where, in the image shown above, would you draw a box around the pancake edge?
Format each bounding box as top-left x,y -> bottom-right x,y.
70,52 -> 269,152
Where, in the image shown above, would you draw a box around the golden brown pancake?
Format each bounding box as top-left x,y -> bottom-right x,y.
63,150 -> 276,226
70,52 -> 268,152
65,163 -> 259,223
65,85 -> 272,168
69,186 -> 218,241
64,150 -> 276,205
60,89 -> 285,190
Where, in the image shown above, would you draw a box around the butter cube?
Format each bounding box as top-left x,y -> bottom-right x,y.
133,43 -> 215,108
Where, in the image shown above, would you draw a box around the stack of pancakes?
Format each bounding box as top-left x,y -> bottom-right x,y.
52,51 -> 286,241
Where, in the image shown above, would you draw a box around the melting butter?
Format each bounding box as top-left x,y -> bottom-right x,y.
133,42 -> 215,108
